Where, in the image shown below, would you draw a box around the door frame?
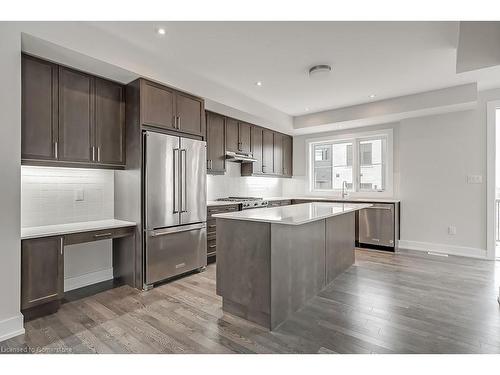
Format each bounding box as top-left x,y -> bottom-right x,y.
486,100 -> 500,260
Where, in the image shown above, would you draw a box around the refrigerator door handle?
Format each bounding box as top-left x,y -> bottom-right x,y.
180,148 -> 188,213
173,148 -> 180,213
150,223 -> 206,237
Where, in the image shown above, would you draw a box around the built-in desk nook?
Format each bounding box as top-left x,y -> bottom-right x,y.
20,219 -> 136,320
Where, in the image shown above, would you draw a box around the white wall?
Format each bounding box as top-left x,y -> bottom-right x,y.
21,167 -> 114,291
0,24 -> 24,342
284,106 -> 492,259
398,110 -> 486,257
207,163 -> 283,200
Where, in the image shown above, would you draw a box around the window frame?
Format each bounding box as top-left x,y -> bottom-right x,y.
307,129 -> 394,197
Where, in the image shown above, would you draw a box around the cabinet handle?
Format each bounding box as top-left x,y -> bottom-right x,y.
207,160 -> 211,169
54,141 -> 58,159
92,146 -> 95,161
210,160 -> 213,169
97,147 -> 101,162
60,237 -> 63,255
208,245 -> 216,249
94,232 -> 113,238
177,116 -> 181,129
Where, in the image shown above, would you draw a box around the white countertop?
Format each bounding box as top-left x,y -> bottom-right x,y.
21,219 -> 137,240
207,197 -> 399,207
212,202 -> 372,225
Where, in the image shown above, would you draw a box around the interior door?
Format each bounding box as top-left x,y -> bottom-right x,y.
180,137 -> 207,225
145,131 -> 180,230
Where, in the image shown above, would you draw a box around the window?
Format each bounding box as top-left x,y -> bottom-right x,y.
309,132 -> 391,194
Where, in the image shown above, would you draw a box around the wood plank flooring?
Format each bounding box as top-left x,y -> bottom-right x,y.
2,249 -> 500,354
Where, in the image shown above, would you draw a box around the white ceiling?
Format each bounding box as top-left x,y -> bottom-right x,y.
90,21 -> 500,116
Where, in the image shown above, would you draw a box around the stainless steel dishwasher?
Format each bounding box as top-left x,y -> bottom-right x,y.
358,203 -> 396,250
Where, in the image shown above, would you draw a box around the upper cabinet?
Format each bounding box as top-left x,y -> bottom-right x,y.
95,78 -> 125,165
225,117 -> 251,154
141,80 -> 176,130
262,129 -> 275,175
282,135 -> 293,177
273,132 -> 283,175
238,122 -> 251,154
206,111 -> 226,174
58,67 -> 93,163
21,55 -> 58,161
21,54 -> 126,169
140,79 -> 205,137
250,125 -> 263,174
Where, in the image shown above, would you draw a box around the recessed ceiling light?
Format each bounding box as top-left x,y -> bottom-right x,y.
305,107 -> 310,112
369,94 -> 376,99
157,27 -> 166,35
309,64 -> 332,80
255,81 -> 263,87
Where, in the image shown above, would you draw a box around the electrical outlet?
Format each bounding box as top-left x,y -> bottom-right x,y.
448,225 -> 457,235
467,175 -> 483,184
74,189 -> 84,202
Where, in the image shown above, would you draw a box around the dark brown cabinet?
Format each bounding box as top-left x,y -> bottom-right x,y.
58,67 -> 93,163
273,132 -> 283,176
262,129 -> 274,175
206,111 -> 226,174
282,135 -> 293,177
95,78 -> 125,166
140,79 -> 205,137
141,80 -> 176,130
238,122 -> 251,154
225,117 -> 239,152
21,236 -> 64,311
176,92 -> 205,136
225,117 -> 251,154
251,125 -> 263,174
21,55 -> 58,161
207,204 -> 240,260
21,54 -> 126,169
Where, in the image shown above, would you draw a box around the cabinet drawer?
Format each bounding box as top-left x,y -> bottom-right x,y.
207,239 -> 217,257
207,204 -> 240,217
207,219 -> 217,239
64,226 -> 135,245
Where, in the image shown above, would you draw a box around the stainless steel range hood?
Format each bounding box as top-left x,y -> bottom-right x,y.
225,151 -> 257,163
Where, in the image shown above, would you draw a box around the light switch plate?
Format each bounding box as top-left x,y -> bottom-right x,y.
74,189 -> 84,201
467,175 -> 483,184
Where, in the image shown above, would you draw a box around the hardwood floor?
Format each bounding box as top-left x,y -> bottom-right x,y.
2,249 -> 500,354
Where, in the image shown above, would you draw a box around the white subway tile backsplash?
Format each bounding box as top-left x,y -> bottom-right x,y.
21,166 -> 114,227
207,162 -> 284,200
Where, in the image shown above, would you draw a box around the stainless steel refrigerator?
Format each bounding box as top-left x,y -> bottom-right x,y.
144,130 -> 207,286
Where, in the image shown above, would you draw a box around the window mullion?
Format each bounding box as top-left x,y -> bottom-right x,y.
352,139 -> 359,192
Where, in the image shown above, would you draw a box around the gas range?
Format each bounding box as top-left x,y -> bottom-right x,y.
216,196 -> 269,210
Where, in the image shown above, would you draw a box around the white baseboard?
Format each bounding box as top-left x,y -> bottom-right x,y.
398,240 -> 487,259
0,314 -> 24,343
64,268 -> 113,292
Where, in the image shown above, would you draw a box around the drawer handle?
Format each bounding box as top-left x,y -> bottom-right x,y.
94,232 -> 113,238
209,245 -> 216,249
208,225 -> 216,228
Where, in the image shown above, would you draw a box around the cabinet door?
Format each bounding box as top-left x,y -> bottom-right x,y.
176,92 -> 205,136
273,132 -> 283,175
59,67 -> 93,162
251,126 -> 263,173
21,55 -> 58,161
141,80 -> 176,129
21,236 -> 63,310
238,122 -> 251,154
206,112 -> 226,173
95,78 -> 125,166
225,117 -> 239,153
262,129 -> 274,174
282,135 -> 293,177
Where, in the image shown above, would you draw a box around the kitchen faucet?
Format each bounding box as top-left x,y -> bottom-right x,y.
342,180 -> 349,199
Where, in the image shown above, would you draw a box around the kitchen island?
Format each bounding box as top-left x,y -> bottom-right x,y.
213,202 -> 371,330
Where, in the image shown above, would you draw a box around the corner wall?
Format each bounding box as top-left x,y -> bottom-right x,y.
0,24 -> 24,342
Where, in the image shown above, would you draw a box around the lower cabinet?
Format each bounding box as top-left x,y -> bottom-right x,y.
207,204 -> 240,260
21,236 -> 64,311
